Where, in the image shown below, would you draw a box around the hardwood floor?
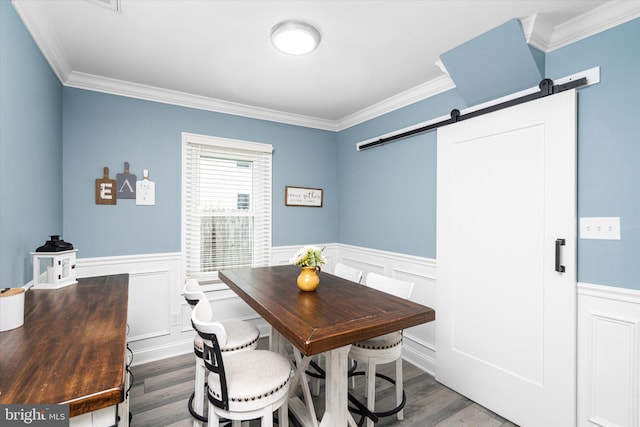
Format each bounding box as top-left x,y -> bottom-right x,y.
129,339 -> 518,427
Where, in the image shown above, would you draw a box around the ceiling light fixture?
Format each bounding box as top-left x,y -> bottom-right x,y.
270,21 -> 321,55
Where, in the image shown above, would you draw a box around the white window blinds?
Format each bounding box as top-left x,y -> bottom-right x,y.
182,133 -> 272,282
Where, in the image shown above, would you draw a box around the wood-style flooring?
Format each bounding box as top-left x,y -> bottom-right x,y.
129,339 -> 518,427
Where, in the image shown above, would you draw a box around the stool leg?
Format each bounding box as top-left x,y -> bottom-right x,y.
395,358 -> 403,420
365,360 -> 376,427
311,354 -> 321,396
279,399 -> 289,427
194,357 -> 205,427
349,358 -> 356,389
261,405 -> 273,427
207,400 -> 219,427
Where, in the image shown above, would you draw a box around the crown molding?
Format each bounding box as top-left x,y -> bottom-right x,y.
12,0 -> 639,132
522,1 -> 640,52
335,75 -> 455,131
64,71 -> 338,131
521,14 -> 555,51
548,0 -> 640,52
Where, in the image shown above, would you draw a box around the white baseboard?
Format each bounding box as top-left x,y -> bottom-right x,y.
403,334 -> 436,376
130,338 -> 193,367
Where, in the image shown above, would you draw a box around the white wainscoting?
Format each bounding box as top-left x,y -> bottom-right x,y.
74,248 -> 640,426
75,245 -> 436,369
74,250 -> 639,425
577,283 -> 640,427
76,252 -> 265,365
76,253 -> 187,365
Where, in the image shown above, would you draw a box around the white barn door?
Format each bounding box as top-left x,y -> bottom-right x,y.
436,90 -> 577,426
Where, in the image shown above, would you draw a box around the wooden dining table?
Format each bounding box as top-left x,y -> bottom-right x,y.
219,265 -> 435,426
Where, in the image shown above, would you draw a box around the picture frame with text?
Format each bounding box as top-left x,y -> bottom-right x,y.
285,186 -> 323,207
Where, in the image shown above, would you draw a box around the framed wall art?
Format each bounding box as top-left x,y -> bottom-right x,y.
285,186 -> 323,207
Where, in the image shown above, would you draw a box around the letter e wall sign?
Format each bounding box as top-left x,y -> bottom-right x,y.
95,167 -> 117,205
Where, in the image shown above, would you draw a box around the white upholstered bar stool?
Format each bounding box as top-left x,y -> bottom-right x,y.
183,279 -> 260,427
191,300 -> 292,427
348,272 -> 414,427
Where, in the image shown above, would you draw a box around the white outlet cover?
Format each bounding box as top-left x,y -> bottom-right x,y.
579,217 -> 621,240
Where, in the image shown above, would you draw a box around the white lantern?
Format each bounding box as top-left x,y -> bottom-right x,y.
31,249 -> 78,289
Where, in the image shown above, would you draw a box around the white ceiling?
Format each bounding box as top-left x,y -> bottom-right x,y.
12,0 -> 640,129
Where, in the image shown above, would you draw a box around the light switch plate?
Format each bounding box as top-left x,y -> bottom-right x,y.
579,217 -> 621,240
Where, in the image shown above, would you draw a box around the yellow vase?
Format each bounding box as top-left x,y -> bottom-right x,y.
297,267 -> 320,291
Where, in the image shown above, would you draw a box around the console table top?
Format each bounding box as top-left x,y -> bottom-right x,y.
0,274 -> 129,417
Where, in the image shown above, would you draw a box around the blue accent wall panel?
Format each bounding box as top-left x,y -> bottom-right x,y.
440,19 -> 544,106
62,88 -> 337,257
0,1 -> 63,286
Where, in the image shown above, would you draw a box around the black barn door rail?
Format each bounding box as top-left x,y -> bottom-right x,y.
357,77 -> 587,151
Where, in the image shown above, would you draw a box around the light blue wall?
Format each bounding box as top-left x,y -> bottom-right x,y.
0,0 -> 63,286
546,18 -> 640,289
337,90 -> 464,258
3,3 -> 638,291
62,88 -> 337,258
337,17 -> 640,290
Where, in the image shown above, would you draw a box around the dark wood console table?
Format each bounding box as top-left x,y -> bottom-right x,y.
0,274 -> 129,417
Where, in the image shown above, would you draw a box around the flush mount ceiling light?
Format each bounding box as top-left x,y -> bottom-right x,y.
270,21 -> 321,55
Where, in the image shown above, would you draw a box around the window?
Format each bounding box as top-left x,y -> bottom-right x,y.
182,133 -> 272,282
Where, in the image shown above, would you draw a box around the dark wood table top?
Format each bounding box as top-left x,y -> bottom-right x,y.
219,265 -> 435,356
0,274 -> 129,417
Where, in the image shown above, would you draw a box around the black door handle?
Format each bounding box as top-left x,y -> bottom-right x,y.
555,238 -> 566,273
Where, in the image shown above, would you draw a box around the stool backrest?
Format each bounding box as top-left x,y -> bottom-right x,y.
365,272 -> 414,300
334,263 -> 363,284
183,279 -> 205,307
191,299 -> 230,410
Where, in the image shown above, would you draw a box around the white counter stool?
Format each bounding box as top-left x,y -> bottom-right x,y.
183,279 -> 260,427
191,300 -> 292,427
348,273 -> 414,427
334,263 -> 363,284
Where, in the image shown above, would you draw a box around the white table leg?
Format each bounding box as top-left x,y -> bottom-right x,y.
320,345 -> 351,427
289,352 -> 319,427
273,330 -> 318,427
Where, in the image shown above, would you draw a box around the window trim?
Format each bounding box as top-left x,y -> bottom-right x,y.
181,132 -> 273,286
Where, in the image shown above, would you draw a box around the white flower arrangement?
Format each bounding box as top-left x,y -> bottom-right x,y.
289,245 -> 326,268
